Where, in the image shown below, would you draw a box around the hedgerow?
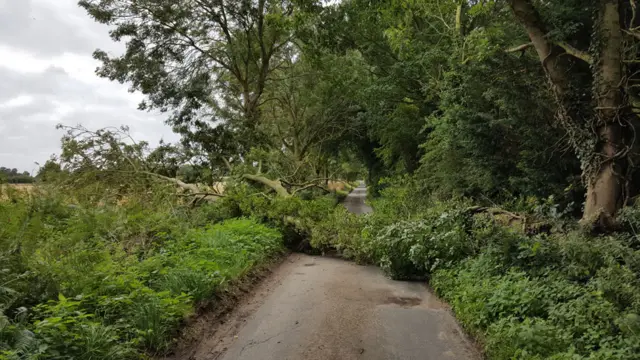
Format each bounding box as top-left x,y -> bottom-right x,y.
0,190 -> 284,359
309,180 -> 640,359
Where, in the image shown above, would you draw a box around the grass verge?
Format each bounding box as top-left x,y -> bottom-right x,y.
0,194 -> 285,359
161,252 -> 288,360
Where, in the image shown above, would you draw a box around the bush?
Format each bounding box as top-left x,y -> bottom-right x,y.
226,183 -> 340,249
430,231 -> 640,360
317,197 -> 479,279
309,207 -> 370,261
31,294 -> 139,359
0,192 -> 284,358
374,205 -> 482,279
308,179 -> 640,359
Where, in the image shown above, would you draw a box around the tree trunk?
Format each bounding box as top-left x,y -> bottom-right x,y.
507,0 -> 592,167
243,174 -> 291,197
508,0 -> 632,230
507,0 -> 572,99
583,0 -> 627,229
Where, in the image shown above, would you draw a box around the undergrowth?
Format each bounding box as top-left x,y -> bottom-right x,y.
308,179 -> 640,359
8,175 -> 640,359
0,190 -> 284,359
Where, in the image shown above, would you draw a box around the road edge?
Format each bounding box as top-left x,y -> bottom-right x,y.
158,252 -> 297,360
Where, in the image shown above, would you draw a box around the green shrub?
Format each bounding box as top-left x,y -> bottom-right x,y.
309,207 -> 370,261
373,221 -> 429,279
227,183 -> 340,249
307,179 -> 640,359
485,317 -> 573,359
32,294 -> 138,360
126,290 -> 192,352
368,201 -> 479,279
430,235 -> 640,359
0,192 -> 284,358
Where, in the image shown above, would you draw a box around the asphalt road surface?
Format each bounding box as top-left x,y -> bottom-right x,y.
342,182 -> 373,214
179,184 -> 479,360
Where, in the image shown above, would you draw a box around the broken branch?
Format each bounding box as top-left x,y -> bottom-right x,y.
242,174 -> 291,197
506,41 -> 593,64
556,41 -> 593,64
506,42 -> 534,53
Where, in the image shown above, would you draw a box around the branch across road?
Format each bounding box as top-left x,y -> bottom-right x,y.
170,184 -> 479,360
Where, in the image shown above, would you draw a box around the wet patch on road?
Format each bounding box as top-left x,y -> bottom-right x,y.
384,296 -> 422,307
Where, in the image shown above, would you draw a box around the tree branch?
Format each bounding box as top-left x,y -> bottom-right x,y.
623,29 -> 640,41
506,41 -> 592,64
506,42 -> 534,53
243,174 -> 291,197
176,192 -> 225,198
556,41 -> 593,64
142,171 -> 200,193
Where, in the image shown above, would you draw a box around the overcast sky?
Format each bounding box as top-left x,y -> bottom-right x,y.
0,0 -> 179,173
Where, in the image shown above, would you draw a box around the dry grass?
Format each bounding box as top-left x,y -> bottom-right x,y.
327,181 -> 348,192
1,183 -> 36,201
2,184 -> 35,191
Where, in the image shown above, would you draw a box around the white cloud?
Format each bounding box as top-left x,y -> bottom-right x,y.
0,0 -> 178,173
0,95 -> 34,108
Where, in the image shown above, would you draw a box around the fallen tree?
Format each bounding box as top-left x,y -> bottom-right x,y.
51,125 -> 337,205
465,206 -> 552,235
242,174 -> 332,198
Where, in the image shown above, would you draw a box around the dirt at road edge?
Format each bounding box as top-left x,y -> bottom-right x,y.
159,253 -> 306,360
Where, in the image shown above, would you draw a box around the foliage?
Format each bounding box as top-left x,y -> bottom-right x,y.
259,51 -> 368,173
311,178 -> 640,359
419,46 -> 579,199
75,0 -> 598,219
225,182 -> 340,246
24,0 -> 640,357
0,168 -> 34,184
79,0 -> 320,162
431,230 -> 640,360
0,190 -> 283,358
309,206 -> 369,260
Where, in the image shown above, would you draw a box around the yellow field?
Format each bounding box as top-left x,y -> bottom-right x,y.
1,184 -> 36,200
327,181 -> 349,192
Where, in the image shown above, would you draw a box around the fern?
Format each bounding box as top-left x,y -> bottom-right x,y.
0,312 -> 8,332
11,329 -> 38,355
0,285 -> 17,312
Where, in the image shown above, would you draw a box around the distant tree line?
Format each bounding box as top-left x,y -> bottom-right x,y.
0,167 -> 34,184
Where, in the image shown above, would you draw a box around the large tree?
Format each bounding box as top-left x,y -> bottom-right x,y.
80,0 -> 304,152
506,0 -> 640,229
311,0 -> 577,199
258,51 -> 367,176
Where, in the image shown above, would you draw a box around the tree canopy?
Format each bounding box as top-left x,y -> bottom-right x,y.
5,2 -> 640,358
70,0 -> 640,231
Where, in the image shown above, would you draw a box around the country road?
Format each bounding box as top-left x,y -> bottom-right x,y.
343,182 -> 373,214
173,185 -> 479,360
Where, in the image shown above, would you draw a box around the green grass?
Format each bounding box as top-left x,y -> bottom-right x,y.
0,195 -> 284,359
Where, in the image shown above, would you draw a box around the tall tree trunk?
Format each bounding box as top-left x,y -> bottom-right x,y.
583,0 -> 627,229
507,0 -> 572,102
507,0 -> 592,157
508,0 -> 633,230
